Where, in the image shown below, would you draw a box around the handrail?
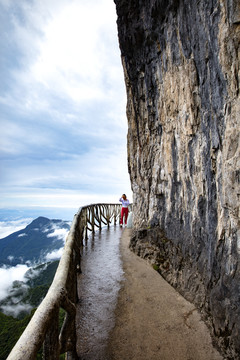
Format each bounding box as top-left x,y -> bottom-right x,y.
7,203 -> 128,360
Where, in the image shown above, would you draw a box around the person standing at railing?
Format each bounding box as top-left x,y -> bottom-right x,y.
119,194 -> 130,226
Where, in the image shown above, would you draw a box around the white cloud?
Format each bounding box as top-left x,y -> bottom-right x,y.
0,218 -> 33,238
18,233 -> 27,237
0,264 -> 29,301
2,0 -> 123,114
25,265 -> 47,279
1,302 -> 33,318
0,143 -> 132,209
45,247 -> 64,261
0,188 -> 132,211
0,118 -> 53,156
47,227 -> 68,242
0,257 -> 54,317
29,1 -> 119,102
0,0 -> 131,214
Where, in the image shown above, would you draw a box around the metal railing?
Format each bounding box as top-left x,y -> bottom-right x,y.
7,203 -> 125,360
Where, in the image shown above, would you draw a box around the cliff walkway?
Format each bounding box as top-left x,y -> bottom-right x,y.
105,228 -> 223,360
7,204 -> 223,360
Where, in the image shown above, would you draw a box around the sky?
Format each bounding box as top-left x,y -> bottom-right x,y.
0,0 -> 132,222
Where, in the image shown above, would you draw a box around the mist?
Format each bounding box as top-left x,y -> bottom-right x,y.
0,264 -> 29,301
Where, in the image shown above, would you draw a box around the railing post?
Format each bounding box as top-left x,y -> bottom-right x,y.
96,205 -> 102,231
91,206 -> 95,234
105,205 -> 110,228
83,209 -> 88,240
43,308 -> 60,360
114,205 -> 117,225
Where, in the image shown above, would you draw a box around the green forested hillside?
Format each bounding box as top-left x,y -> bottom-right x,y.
25,261 -> 59,287
0,307 -> 66,359
0,310 -> 34,360
0,260 -> 60,358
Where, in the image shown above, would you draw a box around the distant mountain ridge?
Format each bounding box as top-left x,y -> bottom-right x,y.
0,216 -> 70,266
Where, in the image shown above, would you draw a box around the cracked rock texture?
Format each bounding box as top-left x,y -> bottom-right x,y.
114,0 -> 239,358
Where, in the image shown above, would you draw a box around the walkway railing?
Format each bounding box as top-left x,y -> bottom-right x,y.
7,203 -> 126,360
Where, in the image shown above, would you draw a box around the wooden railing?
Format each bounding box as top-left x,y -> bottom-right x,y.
7,203 -> 125,360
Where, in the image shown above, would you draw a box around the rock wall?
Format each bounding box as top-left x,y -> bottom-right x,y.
114,0 -> 240,358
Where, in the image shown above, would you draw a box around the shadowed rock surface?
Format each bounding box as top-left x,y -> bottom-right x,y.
114,0 -> 240,358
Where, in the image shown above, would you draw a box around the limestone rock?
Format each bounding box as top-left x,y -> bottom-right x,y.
114,0 -> 240,358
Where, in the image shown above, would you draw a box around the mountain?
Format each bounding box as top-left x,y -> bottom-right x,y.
0,217 -> 70,266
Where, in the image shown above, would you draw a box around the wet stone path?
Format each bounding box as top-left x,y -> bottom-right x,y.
76,225 -> 124,360
75,227 -> 223,360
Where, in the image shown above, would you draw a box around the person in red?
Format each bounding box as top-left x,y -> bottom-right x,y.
119,194 -> 130,226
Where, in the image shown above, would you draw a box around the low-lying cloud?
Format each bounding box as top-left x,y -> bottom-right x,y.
46,226 -> 69,242
0,262 -> 48,317
0,264 -> 29,301
44,225 -> 68,261
18,233 -> 27,237
45,247 -> 64,261
1,302 -> 33,318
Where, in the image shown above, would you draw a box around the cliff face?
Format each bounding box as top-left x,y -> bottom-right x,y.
114,0 -> 240,357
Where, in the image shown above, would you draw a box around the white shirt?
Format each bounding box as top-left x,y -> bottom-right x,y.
119,198 -> 129,207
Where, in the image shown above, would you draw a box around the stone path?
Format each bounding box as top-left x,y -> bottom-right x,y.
106,228 -> 223,360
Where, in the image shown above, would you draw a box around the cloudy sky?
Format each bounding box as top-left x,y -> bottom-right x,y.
0,0 -> 131,221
